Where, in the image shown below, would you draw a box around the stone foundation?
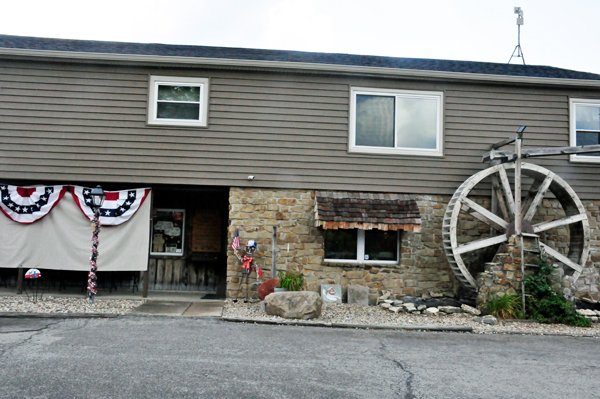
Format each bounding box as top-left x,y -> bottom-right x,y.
227,189 -> 455,301
226,188 -> 600,302
477,234 -> 581,308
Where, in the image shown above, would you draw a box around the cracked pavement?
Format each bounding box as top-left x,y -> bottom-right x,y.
0,317 -> 599,398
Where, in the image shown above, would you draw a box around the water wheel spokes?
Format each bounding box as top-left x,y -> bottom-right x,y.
443,162 -> 590,292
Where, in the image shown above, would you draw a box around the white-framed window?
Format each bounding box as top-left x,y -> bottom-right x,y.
349,87 -> 444,156
151,208 -> 185,256
324,229 -> 399,264
148,76 -> 209,127
570,98 -> 600,163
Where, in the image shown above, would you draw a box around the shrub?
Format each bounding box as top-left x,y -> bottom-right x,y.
277,270 -> 305,291
482,294 -> 523,319
524,260 -> 591,327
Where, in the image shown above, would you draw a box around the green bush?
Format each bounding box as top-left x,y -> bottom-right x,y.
482,294 -> 523,319
524,260 -> 591,327
277,270 -> 304,291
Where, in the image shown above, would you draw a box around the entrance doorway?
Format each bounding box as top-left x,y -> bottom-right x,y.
147,186 -> 229,297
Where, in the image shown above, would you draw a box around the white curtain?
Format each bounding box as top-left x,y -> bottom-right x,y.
0,191 -> 150,271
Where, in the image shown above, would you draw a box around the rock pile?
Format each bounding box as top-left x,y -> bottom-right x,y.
377,290 -> 485,320
576,309 -> 600,323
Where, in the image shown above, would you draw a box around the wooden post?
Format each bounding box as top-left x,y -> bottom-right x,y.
16,266 -> 24,294
271,226 -> 277,278
515,126 -> 526,315
142,270 -> 149,298
143,190 -> 153,298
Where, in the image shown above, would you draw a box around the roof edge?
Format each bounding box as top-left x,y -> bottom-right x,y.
2,47 -> 600,88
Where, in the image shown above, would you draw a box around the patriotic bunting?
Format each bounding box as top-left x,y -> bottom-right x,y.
0,184 -> 67,224
0,184 -> 150,226
70,186 -> 151,226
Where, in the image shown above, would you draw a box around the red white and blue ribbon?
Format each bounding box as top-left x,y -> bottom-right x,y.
70,186 -> 151,226
0,184 -> 67,224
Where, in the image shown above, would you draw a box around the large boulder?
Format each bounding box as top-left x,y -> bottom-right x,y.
265,291 -> 323,319
257,278 -> 279,301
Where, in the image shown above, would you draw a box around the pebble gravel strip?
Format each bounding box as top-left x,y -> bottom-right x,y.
0,296 -> 145,315
223,299 -> 600,337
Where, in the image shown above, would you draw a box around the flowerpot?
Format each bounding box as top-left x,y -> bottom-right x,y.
274,287 -> 289,292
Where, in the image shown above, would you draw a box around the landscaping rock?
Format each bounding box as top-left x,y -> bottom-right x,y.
417,305 -> 426,311
439,298 -> 463,307
393,300 -> 404,307
438,306 -> 462,314
459,298 -> 477,308
257,278 -> 279,301
577,309 -> 596,317
421,292 -> 432,300
423,299 -> 443,308
401,296 -> 419,304
424,307 -> 439,315
474,315 -> 498,325
380,303 -> 392,309
403,303 -> 416,312
461,304 -> 481,316
347,285 -> 369,306
389,306 -> 402,313
384,299 -> 394,304
265,291 -> 322,319
379,291 -> 392,302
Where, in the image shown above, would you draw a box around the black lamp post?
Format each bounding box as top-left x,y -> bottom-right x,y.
88,185 -> 105,304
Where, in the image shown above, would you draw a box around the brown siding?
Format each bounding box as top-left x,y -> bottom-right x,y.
1,59 -> 600,198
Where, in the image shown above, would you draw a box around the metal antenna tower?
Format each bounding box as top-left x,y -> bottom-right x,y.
508,7 -> 525,64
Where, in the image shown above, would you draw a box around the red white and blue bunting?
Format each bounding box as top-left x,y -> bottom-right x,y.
0,184 -> 67,224
70,187 -> 151,226
0,184 -> 150,226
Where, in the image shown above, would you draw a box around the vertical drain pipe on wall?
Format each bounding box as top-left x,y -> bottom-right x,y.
271,226 -> 277,278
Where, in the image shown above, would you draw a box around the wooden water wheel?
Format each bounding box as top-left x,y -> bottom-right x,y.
443,162 -> 590,292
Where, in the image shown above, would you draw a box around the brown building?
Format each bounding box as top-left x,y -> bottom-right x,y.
1,35 -> 599,302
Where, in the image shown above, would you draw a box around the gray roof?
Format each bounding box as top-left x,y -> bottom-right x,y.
1,34 -> 599,81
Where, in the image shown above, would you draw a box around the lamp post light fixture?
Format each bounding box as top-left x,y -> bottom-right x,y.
87,185 -> 105,304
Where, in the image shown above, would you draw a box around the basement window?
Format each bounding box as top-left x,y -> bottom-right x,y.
570,99 -> 600,163
324,229 -> 399,264
148,76 -> 209,127
349,87 -> 444,157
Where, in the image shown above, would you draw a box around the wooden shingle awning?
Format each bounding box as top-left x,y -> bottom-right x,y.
315,191 -> 421,232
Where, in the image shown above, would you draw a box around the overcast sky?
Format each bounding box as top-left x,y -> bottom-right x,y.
2,0 -> 599,74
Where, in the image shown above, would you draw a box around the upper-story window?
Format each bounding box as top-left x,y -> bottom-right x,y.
148,76 -> 209,127
349,87 -> 444,157
570,99 -> 600,163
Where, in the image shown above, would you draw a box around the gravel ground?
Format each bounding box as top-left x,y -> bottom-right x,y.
3,295 -> 598,338
223,299 -> 600,337
0,295 -> 145,314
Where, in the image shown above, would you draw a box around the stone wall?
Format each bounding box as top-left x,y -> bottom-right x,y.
226,188 -> 455,301
476,235 -> 538,306
226,188 -> 600,302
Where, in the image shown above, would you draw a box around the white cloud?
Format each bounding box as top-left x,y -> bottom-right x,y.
261,0 -> 334,51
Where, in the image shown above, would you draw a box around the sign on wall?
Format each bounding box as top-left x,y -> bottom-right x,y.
151,209 -> 185,256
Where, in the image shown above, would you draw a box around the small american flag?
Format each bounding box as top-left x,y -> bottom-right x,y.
231,228 -> 240,251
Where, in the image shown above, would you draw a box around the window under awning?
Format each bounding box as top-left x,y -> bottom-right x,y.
314,191 -> 421,232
